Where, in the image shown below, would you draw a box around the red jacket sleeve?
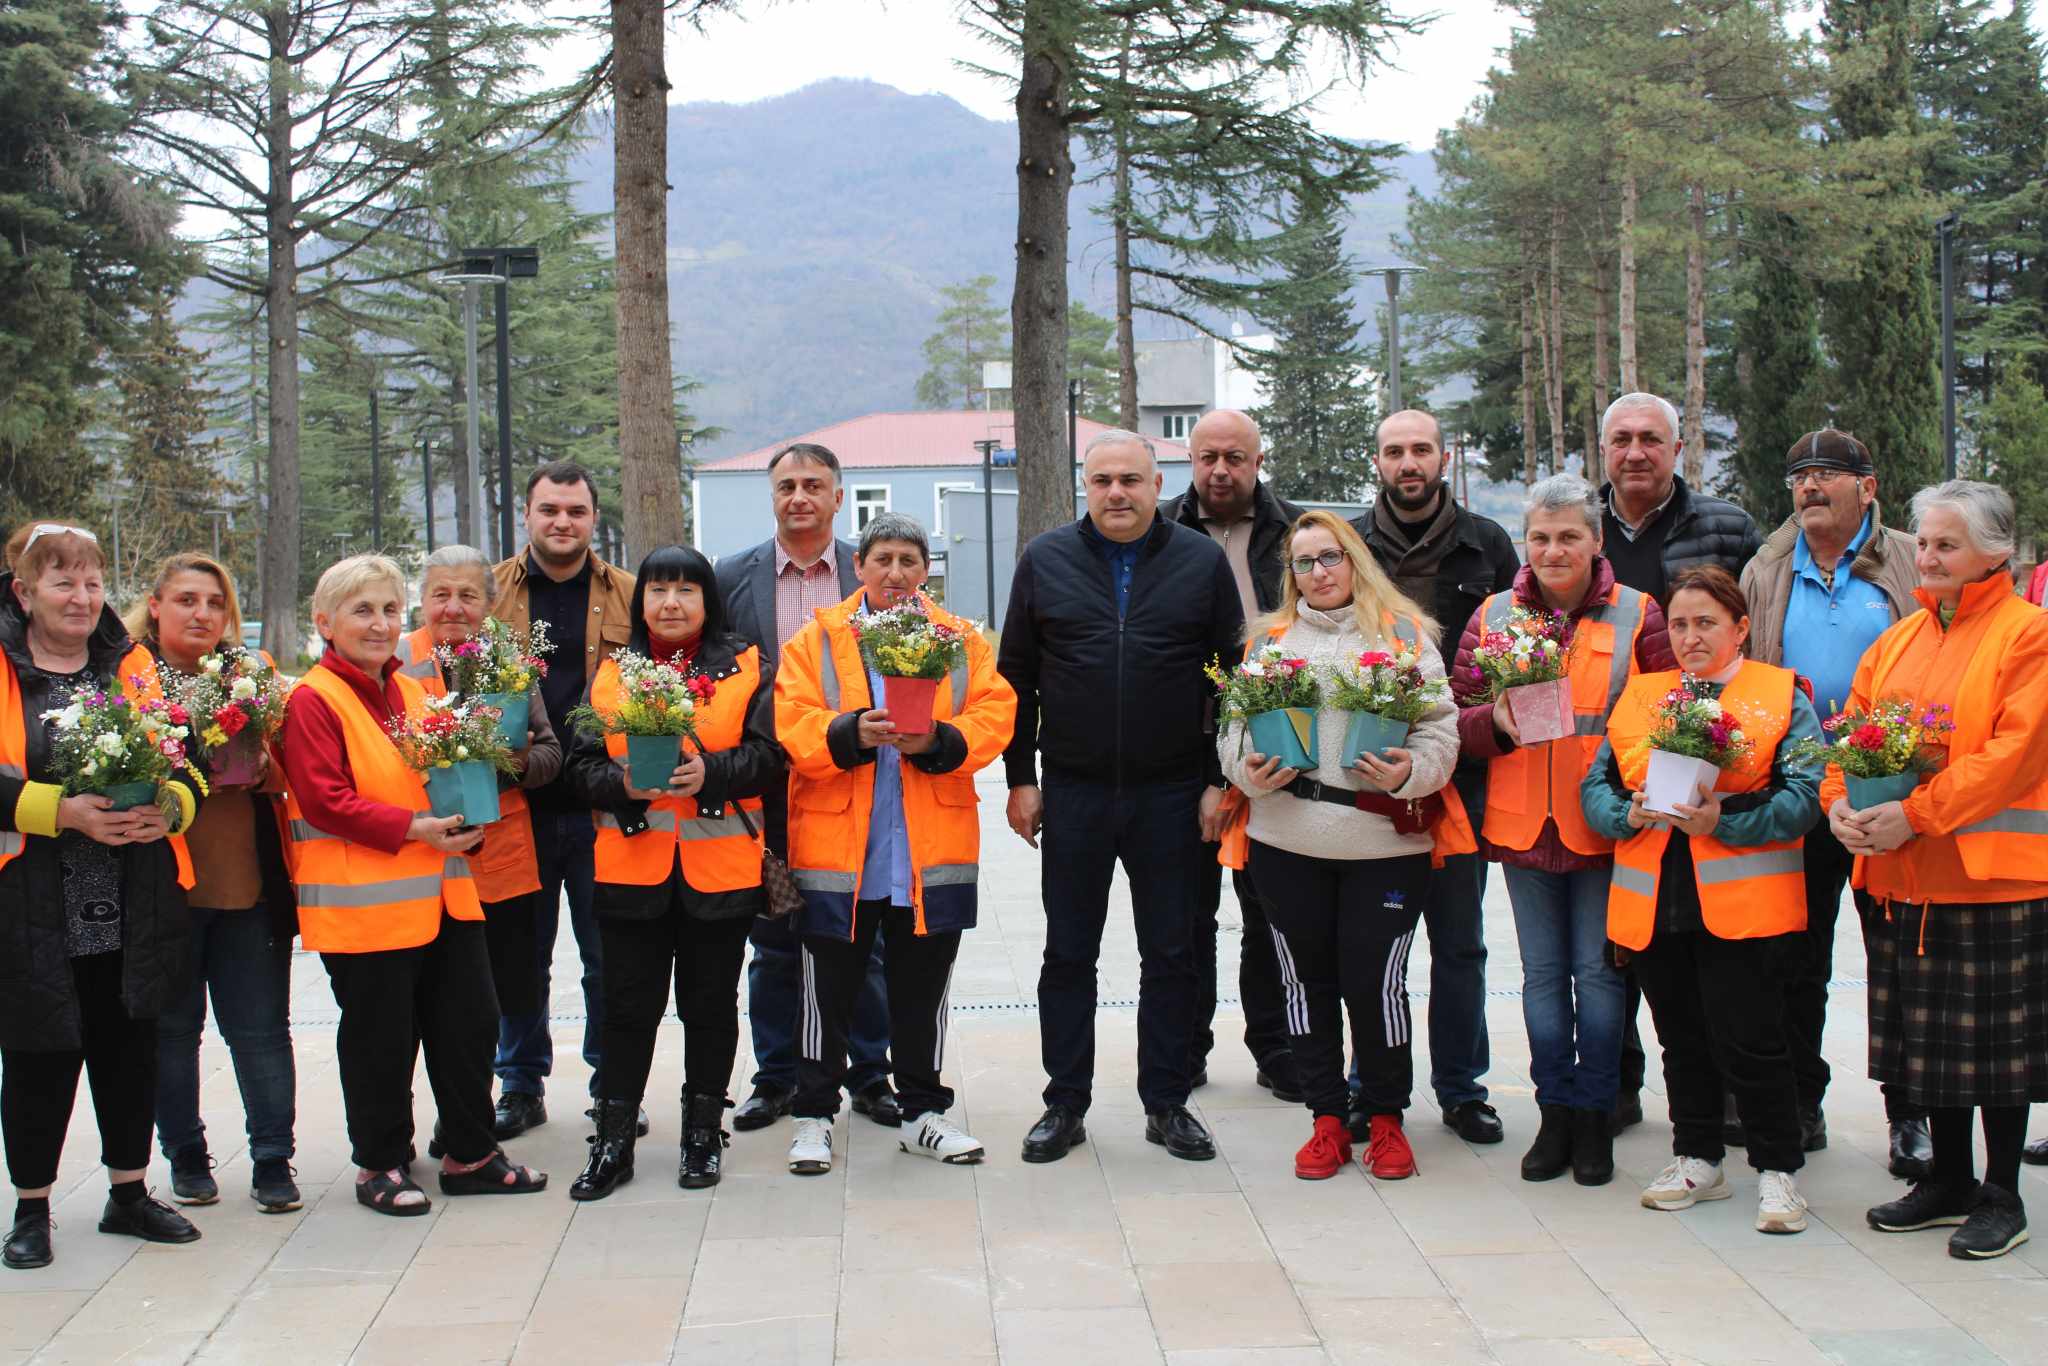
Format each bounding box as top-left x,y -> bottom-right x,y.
279,687 -> 414,855
1634,598 -> 1677,673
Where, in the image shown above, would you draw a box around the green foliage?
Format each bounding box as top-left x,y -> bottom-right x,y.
1066,301 -> 1119,425
915,275 -> 1008,410
1727,211 -> 1827,526
1970,367 -> 2048,552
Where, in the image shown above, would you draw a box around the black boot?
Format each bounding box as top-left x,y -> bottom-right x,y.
570,1097 -> 638,1202
679,1092 -> 730,1190
1521,1104 -> 1574,1182
1570,1107 -> 1615,1186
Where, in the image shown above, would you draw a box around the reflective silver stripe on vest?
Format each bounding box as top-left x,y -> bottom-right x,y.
1958,809 -> 2048,837
920,862 -> 979,888
295,873 -> 448,908
399,657 -> 438,681
0,763 -> 23,777
288,819 -> 341,843
1694,847 -> 1806,886
821,638 -> 968,715
596,809 -> 679,833
681,811 -> 754,841
1611,862 -> 1657,898
2,749 -> 27,852
444,856 -> 472,880
794,868 -> 857,894
1392,618 -> 1419,648
948,662 -> 967,715
1482,594 -> 1514,631
1581,587 -> 1646,722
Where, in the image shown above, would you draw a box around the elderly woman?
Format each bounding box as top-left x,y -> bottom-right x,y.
279,554 -> 545,1216
776,512 -> 1016,1176
128,554 -> 300,1214
1451,474 -> 1673,1188
1583,566 -> 1822,1236
2,522 -> 203,1270
1219,511 -> 1461,1183
1826,482 -> 2048,1260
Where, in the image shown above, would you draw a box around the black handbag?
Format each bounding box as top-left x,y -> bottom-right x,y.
732,801 -> 803,920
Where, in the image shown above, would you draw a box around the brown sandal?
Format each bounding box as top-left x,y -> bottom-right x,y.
356,1168 -> 431,1217
438,1150 -> 548,1196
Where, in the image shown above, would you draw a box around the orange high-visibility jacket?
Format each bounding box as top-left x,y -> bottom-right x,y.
1818,575 -> 2048,905
1603,662 -> 1806,950
282,664 -> 481,952
1480,583 -> 1650,857
775,590 -> 1017,939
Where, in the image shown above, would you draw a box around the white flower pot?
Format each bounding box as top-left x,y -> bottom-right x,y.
1643,749 -> 1721,819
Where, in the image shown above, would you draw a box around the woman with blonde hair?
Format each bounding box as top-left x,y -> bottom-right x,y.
1217,510 -> 1463,1182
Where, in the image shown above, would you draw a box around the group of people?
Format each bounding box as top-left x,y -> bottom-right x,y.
3,391 -> 2044,1275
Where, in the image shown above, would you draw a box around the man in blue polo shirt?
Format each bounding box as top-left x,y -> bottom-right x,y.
1741,429 -> 1924,1175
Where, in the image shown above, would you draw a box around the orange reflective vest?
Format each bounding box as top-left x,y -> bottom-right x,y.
1603,662 -> 1806,950
774,590 -> 1018,939
0,643 -> 194,888
395,626 -> 541,904
1480,584 -> 1649,857
282,664 -> 482,952
590,647 -> 766,891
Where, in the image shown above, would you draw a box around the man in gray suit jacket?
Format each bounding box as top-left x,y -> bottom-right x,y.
716,442 -> 897,1133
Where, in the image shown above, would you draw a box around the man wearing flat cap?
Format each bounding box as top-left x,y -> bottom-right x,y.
1741,428 -> 1926,1178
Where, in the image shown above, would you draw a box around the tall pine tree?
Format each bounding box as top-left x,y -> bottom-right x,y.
1251,200 -> 1378,502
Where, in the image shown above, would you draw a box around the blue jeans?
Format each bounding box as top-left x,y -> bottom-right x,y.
495,809 -> 602,1097
1423,849 -> 1491,1107
154,904 -> 297,1161
1503,864 -> 1624,1111
747,912 -> 891,1093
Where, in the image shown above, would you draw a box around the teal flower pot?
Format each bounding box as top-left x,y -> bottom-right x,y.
481,691 -> 529,748
1247,708 -> 1318,773
1846,770 -> 1922,810
424,761 -> 501,827
1340,712 -> 1410,768
99,781 -> 159,811
625,732 -> 682,790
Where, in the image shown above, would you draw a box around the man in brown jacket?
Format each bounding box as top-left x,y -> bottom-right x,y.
487,461 -> 637,1140
1739,429 -> 1926,1180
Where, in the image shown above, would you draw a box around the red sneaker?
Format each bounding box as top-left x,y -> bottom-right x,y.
1294,1115 -> 1352,1180
1364,1114 -> 1417,1179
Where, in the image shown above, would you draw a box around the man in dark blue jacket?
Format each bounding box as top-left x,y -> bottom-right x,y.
998,430 -> 1245,1164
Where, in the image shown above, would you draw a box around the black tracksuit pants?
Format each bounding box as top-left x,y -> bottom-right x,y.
795,900 -> 961,1123
2,952 -> 157,1189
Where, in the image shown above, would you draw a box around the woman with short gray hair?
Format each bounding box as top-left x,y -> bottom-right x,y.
1830,480 -> 2048,1259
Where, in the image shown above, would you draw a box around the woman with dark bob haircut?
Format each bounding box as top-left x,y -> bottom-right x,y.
564,545 -> 784,1199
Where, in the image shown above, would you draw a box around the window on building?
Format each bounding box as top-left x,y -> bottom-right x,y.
852,485 -> 891,533
932,481 -> 975,536
1162,412 -> 1192,441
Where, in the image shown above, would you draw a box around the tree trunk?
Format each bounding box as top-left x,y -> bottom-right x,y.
1591,220 -> 1610,479
258,14 -> 300,661
1684,181 -> 1707,485
1520,245 -> 1538,488
1546,205 -> 1567,478
1112,25 -> 1138,430
1012,0 -> 1075,549
1618,169 -> 1639,393
613,0 -> 684,564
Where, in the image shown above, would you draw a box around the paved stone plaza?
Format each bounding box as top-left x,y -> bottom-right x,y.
9,769 -> 2048,1364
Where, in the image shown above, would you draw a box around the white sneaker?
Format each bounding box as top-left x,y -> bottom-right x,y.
1642,1156 -> 1729,1211
788,1117 -> 833,1175
900,1111 -> 985,1164
1756,1169 -> 1809,1234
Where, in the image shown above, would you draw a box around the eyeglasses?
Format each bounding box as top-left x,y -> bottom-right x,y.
1289,549 -> 1347,575
1784,468 -> 1853,490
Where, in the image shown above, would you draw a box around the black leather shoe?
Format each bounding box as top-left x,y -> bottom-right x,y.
1799,1106 -> 1828,1152
98,1193 -> 200,1244
1255,1055 -> 1304,1104
1145,1105 -> 1217,1161
1570,1107 -> 1614,1186
1021,1105 -> 1087,1163
570,1098 -> 638,1202
3,1213 -> 52,1269
1442,1100 -> 1504,1144
1950,1182 -> 2030,1260
589,1104 -> 651,1138
2024,1135 -> 2048,1166
850,1080 -> 902,1128
1890,1118 -> 1935,1180
1607,1090 -> 1644,1136
1521,1103 -> 1573,1182
493,1090 -> 546,1141
679,1092 -> 729,1189
733,1084 -> 794,1132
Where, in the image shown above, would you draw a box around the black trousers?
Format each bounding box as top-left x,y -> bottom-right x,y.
482,892 -> 544,1019
2,952 -> 156,1189
598,905 -> 752,1106
1038,776 -> 1204,1114
1192,859 -> 1291,1074
795,900 -> 962,1122
322,915 -> 499,1172
1247,843 -> 1431,1119
1634,929 -> 1804,1173
1788,823 -> 1920,1121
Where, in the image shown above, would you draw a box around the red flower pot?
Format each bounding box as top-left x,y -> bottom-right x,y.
882,675 -> 940,736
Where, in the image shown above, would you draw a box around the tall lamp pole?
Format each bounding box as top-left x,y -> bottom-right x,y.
460,248 -> 540,558
436,268 -> 504,549
973,438 -> 1001,621
1359,266 -> 1428,412
1936,213 -> 1958,480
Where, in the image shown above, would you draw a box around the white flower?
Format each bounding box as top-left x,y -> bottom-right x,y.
455,744 -> 470,760
202,655 -> 224,674
230,676 -> 258,701
1242,658 -> 1267,677
41,703 -> 83,729
96,732 -> 126,757
1700,699 -> 1723,718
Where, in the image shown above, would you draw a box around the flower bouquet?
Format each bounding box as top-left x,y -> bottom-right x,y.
1207,643 -> 1324,772
42,682 -> 208,811
850,601 -> 971,736
1630,677 -> 1756,817
567,649 -> 711,789
1787,697 -> 1953,810
436,617 -> 552,747
174,648 -> 288,786
1472,607 -> 1574,744
386,694 -> 518,826
1329,642 -> 1446,766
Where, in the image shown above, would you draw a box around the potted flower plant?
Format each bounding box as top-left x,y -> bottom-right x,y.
41,682 -> 208,811
436,617 -> 552,748
848,601 -> 972,736
386,694 -> 519,826
567,649 -> 707,789
1787,697 -> 1953,810
174,648 -> 288,787
1630,677 -> 1756,817
1472,607 -> 1575,744
1207,643 -> 1324,772
1328,641 -> 1446,767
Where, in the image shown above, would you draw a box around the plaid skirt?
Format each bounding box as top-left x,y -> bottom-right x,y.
1868,895 -> 2048,1108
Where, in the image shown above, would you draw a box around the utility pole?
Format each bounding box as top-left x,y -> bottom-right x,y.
456,248 -> 539,558
369,386 -> 383,549
974,437 -> 1001,621
1360,267 -> 1428,412
1937,213 -> 1959,480
1067,379 -> 1080,519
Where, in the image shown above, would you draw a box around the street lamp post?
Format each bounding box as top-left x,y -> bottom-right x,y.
435,268 -> 504,550
1359,266 -> 1428,412
973,437 -> 1001,621
1936,213 -> 1959,480
459,248 -> 540,558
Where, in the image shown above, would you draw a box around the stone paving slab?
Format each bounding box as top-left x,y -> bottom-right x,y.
9,770 -> 2046,1363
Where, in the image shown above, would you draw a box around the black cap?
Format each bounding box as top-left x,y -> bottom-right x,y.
1786,429 -> 1874,477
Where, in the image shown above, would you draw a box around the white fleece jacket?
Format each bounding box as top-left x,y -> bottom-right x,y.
1217,604 -> 1458,862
